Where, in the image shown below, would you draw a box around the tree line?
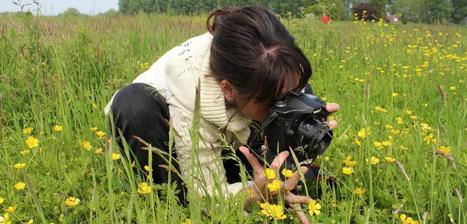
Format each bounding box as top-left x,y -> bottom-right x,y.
118,0 -> 466,24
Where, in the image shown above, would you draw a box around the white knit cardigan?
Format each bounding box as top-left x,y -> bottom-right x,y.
106,32 -> 252,195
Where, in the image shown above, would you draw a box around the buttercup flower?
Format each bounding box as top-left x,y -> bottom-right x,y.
396,117 -> 404,125
267,179 -> 282,192
357,128 -> 370,138
137,182 -> 152,194
367,156 -> 380,165
342,167 -> 354,175
385,156 -> 396,163
25,136 -> 39,149
14,163 -> 26,170
65,197 -> 80,207
23,127 -> 33,135
264,168 -> 276,180
95,131 -> 106,139
373,141 -> 384,149
94,148 -> 103,155
343,156 -> 357,167
307,199 -> 321,216
181,218 -> 192,224
260,203 -> 287,220
281,168 -> 294,178
53,125 -> 63,132
437,146 -> 452,155
5,205 -> 16,213
14,182 -> 26,191
112,153 -> 121,160
353,188 -> 366,196
89,127 -> 98,132
0,197 -> 4,205
400,214 -> 419,224
0,213 -> 10,224
81,140 -> 92,151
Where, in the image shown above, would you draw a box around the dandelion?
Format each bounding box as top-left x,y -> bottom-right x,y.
14,163 -> 26,170
307,199 -> 321,216
267,179 -> 282,192
437,146 -> 452,155
111,153 -> 121,160
65,197 -> 80,207
137,182 -> 152,195
353,188 -> 366,196
23,127 -> 33,135
81,140 -> 92,151
25,136 -> 39,149
264,168 -> 276,180
281,168 -> 294,178
343,156 -> 357,167
367,156 -> 380,165
399,214 -> 419,224
53,125 -> 63,132
342,167 -> 354,175
260,203 -> 287,220
357,128 -> 370,138
14,182 -> 26,191
95,131 -> 106,139
385,156 -> 396,163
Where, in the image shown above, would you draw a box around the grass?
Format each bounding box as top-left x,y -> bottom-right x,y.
0,13 -> 465,223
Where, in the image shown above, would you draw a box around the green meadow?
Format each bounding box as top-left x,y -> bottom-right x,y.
0,13 -> 465,223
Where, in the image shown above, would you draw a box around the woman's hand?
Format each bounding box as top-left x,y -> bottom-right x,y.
325,102 -> 340,130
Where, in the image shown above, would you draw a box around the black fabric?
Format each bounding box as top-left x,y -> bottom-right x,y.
110,83 -> 186,200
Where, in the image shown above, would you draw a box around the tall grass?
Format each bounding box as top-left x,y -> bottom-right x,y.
0,13 -> 465,223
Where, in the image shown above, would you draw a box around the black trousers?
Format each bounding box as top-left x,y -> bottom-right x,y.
110,83 -> 250,201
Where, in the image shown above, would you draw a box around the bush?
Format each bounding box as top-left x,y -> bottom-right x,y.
352,3 -> 379,21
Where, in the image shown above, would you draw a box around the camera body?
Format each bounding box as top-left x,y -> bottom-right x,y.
259,91 -> 333,168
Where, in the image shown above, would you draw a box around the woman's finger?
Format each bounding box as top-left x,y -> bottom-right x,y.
325,103 -> 340,113
239,146 -> 263,176
284,166 -> 308,191
327,120 -> 338,130
285,191 -> 311,204
270,150 -> 289,170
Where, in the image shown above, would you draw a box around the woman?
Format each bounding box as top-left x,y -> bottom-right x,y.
106,6 -> 339,210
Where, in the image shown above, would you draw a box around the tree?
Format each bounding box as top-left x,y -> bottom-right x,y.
451,0 -> 467,24
423,0 -> 453,23
61,7 -> 83,16
352,2 -> 379,21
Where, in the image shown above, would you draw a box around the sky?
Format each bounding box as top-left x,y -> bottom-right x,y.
0,0 -> 119,15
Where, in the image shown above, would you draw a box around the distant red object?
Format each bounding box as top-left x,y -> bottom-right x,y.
322,15 -> 330,24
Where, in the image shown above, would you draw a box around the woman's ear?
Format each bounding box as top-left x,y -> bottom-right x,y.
220,80 -> 237,103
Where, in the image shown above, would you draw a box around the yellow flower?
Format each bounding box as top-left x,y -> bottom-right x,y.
26,219 -> 34,224
81,140 -> 92,151
267,179 -> 282,192
374,106 -> 387,113
353,187 -> 366,196
89,127 -> 98,132
65,197 -> 80,207
354,138 -> 361,146
367,156 -> 380,165
14,163 -> 26,170
307,199 -> 321,216
5,205 -> 16,213
281,168 -> 294,178
405,110 -> 413,115
260,203 -> 287,220
385,156 -> 396,163
391,92 -> 399,97
0,197 -> 4,205
423,134 -> 436,144
357,128 -> 370,138
53,125 -> 63,132
264,168 -> 276,180
400,214 -> 419,224
342,167 -> 354,175
382,140 -> 393,147
25,136 -> 39,149
0,213 -> 11,224
23,127 -> 33,135
343,156 -> 357,167
420,123 -> 432,132
373,141 -> 384,149
20,150 -> 30,156
137,182 -> 152,195
95,131 -> 106,139
396,117 -> 404,125
390,129 -> 400,135
181,218 -> 192,224
437,146 -> 452,155
111,153 -> 121,160
14,182 -> 26,191
94,148 -> 103,155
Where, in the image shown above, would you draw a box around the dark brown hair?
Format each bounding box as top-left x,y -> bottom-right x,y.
206,6 -> 312,104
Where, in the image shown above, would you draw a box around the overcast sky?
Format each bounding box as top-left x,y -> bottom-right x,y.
0,0 -> 119,15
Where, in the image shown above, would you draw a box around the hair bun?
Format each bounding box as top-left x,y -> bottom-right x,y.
206,8 -> 236,33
